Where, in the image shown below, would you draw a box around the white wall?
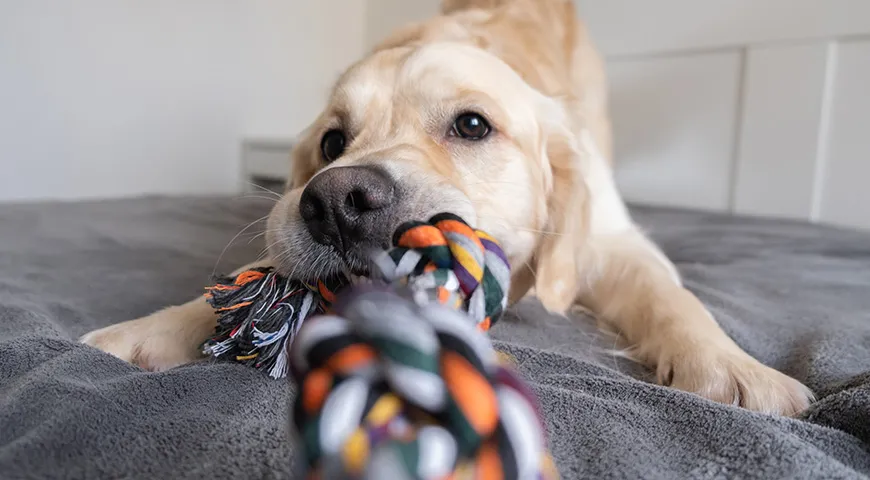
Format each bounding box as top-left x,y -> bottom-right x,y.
363,0 -> 870,231
578,0 -> 870,230
0,0 -> 365,202
365,0 -> 440,47
9,0 -> 868,231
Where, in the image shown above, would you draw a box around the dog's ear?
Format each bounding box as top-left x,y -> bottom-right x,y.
529,110 -> 590,314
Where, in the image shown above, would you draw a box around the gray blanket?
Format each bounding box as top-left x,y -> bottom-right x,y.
1,196 -> 869,479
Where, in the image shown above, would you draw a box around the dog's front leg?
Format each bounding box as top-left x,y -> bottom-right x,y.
577,229 -> 813,416
80,260 -> 272,371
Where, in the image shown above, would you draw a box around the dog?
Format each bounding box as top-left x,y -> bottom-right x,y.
81,0 -> 813,416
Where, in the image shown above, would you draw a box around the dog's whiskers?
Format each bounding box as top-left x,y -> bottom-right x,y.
235,194 -> 280,204
247,227 -> 285,246
244,181 -> 283,199
258,236 -> 285,262
476,214 -> 564,237
247,231 -> 268,245
212,215 -> 269,277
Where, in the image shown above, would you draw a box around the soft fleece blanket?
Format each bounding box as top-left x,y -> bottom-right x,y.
1,196 -> 869,479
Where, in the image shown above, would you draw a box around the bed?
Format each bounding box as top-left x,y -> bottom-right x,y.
1,196 -> 869,479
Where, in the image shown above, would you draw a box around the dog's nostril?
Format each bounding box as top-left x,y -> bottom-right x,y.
299,191 -> 326,223
345,186 -> 391,214
345,189 -> 368,213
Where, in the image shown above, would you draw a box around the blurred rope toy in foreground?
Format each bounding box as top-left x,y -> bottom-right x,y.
203,213 -> 558,479
291,284 -> 557,479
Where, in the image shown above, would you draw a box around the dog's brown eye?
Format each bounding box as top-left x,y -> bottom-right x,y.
452,113 -> 491,140
320,129 -> 346,162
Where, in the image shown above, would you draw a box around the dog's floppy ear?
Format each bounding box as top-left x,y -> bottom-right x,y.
530,111 -> 589,314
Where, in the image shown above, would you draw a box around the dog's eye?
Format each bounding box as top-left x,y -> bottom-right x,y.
320,129 -> 346,162
451,113 -> 491,140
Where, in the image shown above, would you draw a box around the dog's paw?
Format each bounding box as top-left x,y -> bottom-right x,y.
658,346 -> 814,416
80,306 -> 208,371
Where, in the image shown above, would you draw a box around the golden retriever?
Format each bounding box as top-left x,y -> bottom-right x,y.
81,0 -> 812,415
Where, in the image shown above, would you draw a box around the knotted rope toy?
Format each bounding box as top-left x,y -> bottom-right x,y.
202,213 -> 558,479
291,285 -> 558,479
201,270 -> 347,379
373,212 -> 510,330
201,213 -> 508,378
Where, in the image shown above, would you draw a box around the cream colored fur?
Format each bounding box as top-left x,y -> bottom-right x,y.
82,0 -> 813,416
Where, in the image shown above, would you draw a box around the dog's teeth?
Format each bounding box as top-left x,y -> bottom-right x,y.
348,274 -> 372,285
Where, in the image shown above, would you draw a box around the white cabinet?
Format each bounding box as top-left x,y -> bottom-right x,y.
732,43 -> 831,221
586,1 -> 870,230
609,52 -> 742,211
818,41 -> 870,229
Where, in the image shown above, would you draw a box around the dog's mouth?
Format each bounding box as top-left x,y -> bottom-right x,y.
325,253 -> 381,288
299,243 -> 377,283
340,253 -> 373,281
268,226 -> 392,284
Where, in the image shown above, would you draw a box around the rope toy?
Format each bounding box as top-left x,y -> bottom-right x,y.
374,212 -> 510,331
201,270 -> 346,378
202,212 -> 558,478
201,213 -> 509,377
290,286 -> 558,480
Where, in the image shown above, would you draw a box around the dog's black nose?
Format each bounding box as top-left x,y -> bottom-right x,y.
299,165 -> 397,253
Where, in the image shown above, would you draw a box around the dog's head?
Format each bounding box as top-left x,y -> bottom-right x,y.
266,0 -> 598,309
